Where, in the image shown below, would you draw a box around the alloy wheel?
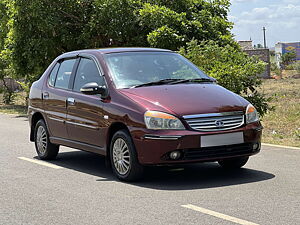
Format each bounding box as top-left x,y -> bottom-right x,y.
112,138 -> 131,175
36,126 -> 47,154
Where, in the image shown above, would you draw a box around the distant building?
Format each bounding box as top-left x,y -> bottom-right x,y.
238,40 -> 254,50
238,40 -> 270,78
275,42 -> 300,67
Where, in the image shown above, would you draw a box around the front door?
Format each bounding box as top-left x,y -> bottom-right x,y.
66,57 -> 107,147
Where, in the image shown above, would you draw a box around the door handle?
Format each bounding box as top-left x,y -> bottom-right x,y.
43,92 -> 49,99
67,98 -> 75,105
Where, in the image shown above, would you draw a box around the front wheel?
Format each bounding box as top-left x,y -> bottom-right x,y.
110,130 -> 144,181
218,156 -> 249,169
34,120 -> 59,160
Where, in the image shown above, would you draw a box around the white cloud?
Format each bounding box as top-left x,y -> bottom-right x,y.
231,0 -> 257,3
228,15 -> 237,20
239,4 -> 300,20
230,2 -> 300,46
273,4 -> 300,18
283,0 -> 300,3
241,7 -> 273,19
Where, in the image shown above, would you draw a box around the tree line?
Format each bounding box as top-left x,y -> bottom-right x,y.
0,0 -> 270,115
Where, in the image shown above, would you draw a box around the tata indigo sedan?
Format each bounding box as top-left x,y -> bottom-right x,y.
28,48 -> 262,181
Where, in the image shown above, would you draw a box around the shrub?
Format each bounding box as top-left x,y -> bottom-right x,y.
270,62 -> 281,76
287,61 -> 300,73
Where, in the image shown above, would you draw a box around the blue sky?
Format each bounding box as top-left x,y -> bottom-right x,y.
229,0 -> 300,47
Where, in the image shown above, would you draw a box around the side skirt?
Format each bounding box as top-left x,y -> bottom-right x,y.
50,137 -> 106,156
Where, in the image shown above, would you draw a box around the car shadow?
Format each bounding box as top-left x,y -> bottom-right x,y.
42,150 -> 275,191
137,164 -> 275,190
14,115 -> 28,120
15,115 -> 28,118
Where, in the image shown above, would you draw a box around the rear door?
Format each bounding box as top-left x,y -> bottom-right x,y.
43,58 -> 77,139
66,57 -> 107,148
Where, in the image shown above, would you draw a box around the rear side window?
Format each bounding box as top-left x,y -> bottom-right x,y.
48,63 -> 60,86
54,59 -> 76,89
73,58 -> 105,92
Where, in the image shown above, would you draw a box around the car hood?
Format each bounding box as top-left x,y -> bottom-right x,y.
119,84 -> 248,116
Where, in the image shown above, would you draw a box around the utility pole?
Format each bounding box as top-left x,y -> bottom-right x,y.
263,27 -> 267,48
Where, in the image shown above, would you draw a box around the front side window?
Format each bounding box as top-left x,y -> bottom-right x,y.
104,52 -> 209,89
54,59 -> 76,89
73,58 -> 104,92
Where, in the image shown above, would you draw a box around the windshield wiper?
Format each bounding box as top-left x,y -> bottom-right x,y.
169,78 -> 214,85
131,79 -> 182,88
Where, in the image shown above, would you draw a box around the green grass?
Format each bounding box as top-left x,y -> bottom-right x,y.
260,78 -> 300,148
0,104 -> 27,115
0,93 -> 27,116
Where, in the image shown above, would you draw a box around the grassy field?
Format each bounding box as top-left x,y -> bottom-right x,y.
1,77 -> 300,148
260,77 -> 300,147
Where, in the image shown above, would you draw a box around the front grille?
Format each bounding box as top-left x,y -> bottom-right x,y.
184,143 -> 254,160
183,111 -> 244,131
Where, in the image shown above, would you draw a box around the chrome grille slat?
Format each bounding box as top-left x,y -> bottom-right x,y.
189,122 -> 219,126
193,125 -> 217,129
223,120 -> 243,124
184,111 -> 244,131
183,111 -> 243,119
220,117 -> 243,121
192,122 -> 241,129
188,120 -> 217,124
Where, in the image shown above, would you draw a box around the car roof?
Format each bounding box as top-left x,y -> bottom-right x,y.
60,47 -> 173,58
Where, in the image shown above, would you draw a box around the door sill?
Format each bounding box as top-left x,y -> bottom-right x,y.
50,137 -> 106,155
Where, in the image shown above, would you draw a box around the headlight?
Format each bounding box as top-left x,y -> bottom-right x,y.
246,104 -> 259,124
144,111 -> 185,130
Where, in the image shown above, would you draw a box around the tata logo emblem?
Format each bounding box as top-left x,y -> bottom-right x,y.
215,120 -> 224,127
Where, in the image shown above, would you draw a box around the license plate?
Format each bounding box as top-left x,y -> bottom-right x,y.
201,132 -> 244,147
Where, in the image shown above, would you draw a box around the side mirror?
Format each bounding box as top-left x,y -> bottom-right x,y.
80,82 -> 107,97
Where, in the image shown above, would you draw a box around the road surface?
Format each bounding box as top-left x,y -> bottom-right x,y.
0,113 -> 299,225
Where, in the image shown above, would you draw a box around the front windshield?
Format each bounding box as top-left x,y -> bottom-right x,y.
104,52 -> 210,89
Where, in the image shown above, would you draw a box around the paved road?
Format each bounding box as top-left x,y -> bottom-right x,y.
0,113 -> 299,225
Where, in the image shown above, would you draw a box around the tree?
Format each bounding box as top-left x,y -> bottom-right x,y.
281,51 -> 297,68
138,0 -> 234,49
0,0 -> 16,104
5,0 -> 234,83
179,40 -> 271,115
255,43 -> 263,49
5,0 -> 93,83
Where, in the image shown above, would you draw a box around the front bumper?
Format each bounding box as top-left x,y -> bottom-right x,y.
131,122 -> 262,165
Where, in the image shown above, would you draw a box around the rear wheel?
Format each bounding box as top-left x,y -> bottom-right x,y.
110,130 -> 144,181
218,156 -> 249,169
34,120 -> 59,160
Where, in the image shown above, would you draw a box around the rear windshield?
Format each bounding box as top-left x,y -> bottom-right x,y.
104,52 -> 209,89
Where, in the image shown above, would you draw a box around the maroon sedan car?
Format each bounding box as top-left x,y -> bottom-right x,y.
28,48 -> 262,181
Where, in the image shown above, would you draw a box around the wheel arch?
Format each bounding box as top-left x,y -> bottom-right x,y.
30,112 -> 46,142
106,122 -> 130,157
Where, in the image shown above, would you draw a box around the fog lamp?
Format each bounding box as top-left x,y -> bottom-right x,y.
253,143 -> 260,151
170,151 -> 181,160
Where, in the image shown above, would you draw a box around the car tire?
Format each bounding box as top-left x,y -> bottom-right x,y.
110,130 -> 144,181
218,156 -> 249,169
34,119 -> 59,160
